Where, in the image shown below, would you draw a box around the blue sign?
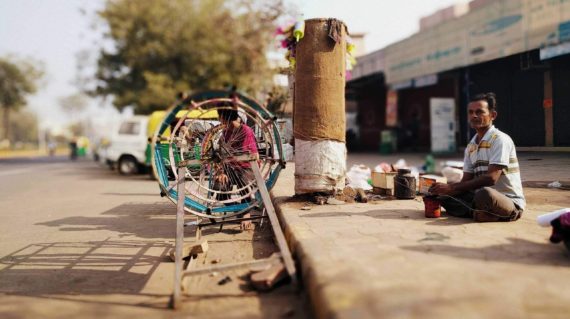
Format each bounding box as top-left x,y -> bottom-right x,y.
471,15 -> 522,36
559,20 -> 570,43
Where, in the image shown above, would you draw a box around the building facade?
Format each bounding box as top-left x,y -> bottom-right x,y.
348,0 -> 570,151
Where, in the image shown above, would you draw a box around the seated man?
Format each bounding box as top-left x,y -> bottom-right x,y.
429,92 -> 525,222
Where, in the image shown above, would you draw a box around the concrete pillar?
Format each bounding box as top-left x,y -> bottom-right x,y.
294,18 -> 347,194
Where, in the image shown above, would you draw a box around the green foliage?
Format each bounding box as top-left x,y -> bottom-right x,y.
68,122 -> 85,137
0,56 -> 43,141
59,93 -> 89,119
93,0 -> 287,114
0,58 -> 40,110
9,109 -> 39,143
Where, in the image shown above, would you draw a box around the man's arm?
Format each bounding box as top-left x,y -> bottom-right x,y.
430,165 -> 504,195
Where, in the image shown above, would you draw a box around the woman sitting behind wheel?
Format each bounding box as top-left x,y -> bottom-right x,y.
214,108 -> 259,230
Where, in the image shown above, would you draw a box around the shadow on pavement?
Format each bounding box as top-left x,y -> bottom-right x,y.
36,202 -> 176,239
0,239 -> 170,299
401,237 -> 570,266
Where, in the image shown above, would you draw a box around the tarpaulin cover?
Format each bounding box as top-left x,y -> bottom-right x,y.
294,18 -> 347,142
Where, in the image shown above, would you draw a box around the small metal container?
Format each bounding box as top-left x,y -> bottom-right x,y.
394,168 -> 416,199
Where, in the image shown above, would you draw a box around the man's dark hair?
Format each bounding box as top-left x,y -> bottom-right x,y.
471,92 -> 497,112
218,109 -> 239,122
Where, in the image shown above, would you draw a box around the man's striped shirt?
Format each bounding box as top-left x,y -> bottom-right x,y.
464,125 -> 526,209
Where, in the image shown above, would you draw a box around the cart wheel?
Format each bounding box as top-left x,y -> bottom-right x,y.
151,90 -> 284,219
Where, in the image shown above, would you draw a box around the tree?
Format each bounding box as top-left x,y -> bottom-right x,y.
92,0 -> 288,114
0,57 -> 43,143
59,93 -> 89,122
59,93 -> 89,137
9,110 -> 39,144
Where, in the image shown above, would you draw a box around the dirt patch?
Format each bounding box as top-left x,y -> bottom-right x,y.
525,188 -> 570,208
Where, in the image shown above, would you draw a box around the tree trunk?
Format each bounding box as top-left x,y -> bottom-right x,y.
2,107 -> 10,143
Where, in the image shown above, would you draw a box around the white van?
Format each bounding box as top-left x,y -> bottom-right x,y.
105,115 -> 150,175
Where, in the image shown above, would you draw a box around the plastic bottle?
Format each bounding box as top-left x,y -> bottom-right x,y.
346,36 -> 355,54
425,154 -> 435,174
293,19 -> 305,42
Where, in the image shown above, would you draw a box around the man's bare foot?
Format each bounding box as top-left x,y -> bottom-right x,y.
240,213 -> 255,231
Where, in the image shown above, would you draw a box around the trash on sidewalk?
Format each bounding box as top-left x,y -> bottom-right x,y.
548,181 -> 562,188
315,195 -> 327,205
346,164 -> 372,191
547,211 -> 570,252
442,160 -> 463,169
423,154 -> 436,174
342,186 -> 357,203
217,275 -> 232,285
537,208 -> 570,227
373,162 -> 392,173
169,240 -> 209,261
340,186 -> 367,203
394,159 -> 407,170
326,197 -> 345,205
355,188 -> 368,203
441,166 -> 463,183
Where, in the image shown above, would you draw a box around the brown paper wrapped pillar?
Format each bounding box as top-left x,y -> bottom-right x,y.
294,18 -> 347,195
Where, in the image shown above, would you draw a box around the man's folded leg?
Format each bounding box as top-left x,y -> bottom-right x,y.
472,187 -> 521,222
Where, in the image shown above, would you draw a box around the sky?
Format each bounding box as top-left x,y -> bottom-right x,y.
0,0 -> 463,133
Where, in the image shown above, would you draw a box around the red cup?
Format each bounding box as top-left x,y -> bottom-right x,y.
423,196 -> 441,218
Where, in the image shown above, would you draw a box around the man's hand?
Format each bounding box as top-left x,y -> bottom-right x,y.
429,182 -> 454,195
216,173 -> 229,186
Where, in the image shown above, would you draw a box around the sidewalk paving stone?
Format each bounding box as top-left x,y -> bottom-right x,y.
272,155 -> 570,319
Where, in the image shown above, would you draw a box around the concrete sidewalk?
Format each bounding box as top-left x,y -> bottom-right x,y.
272,155 -> 570,319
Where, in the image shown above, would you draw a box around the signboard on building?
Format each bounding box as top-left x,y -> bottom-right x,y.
540,41 -> 570,60
384,0 -> 570,84
430,98 -> 456,153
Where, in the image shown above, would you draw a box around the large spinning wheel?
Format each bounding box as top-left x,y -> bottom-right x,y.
151,90 -> 285,219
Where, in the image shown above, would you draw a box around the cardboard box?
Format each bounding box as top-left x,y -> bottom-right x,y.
371,172 -> 397,189
419,175 -> 447,195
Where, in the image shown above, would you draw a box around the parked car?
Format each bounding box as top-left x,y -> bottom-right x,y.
106,115 -> 150,175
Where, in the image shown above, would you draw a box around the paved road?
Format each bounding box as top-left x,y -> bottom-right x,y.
0,158 -> 308,318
